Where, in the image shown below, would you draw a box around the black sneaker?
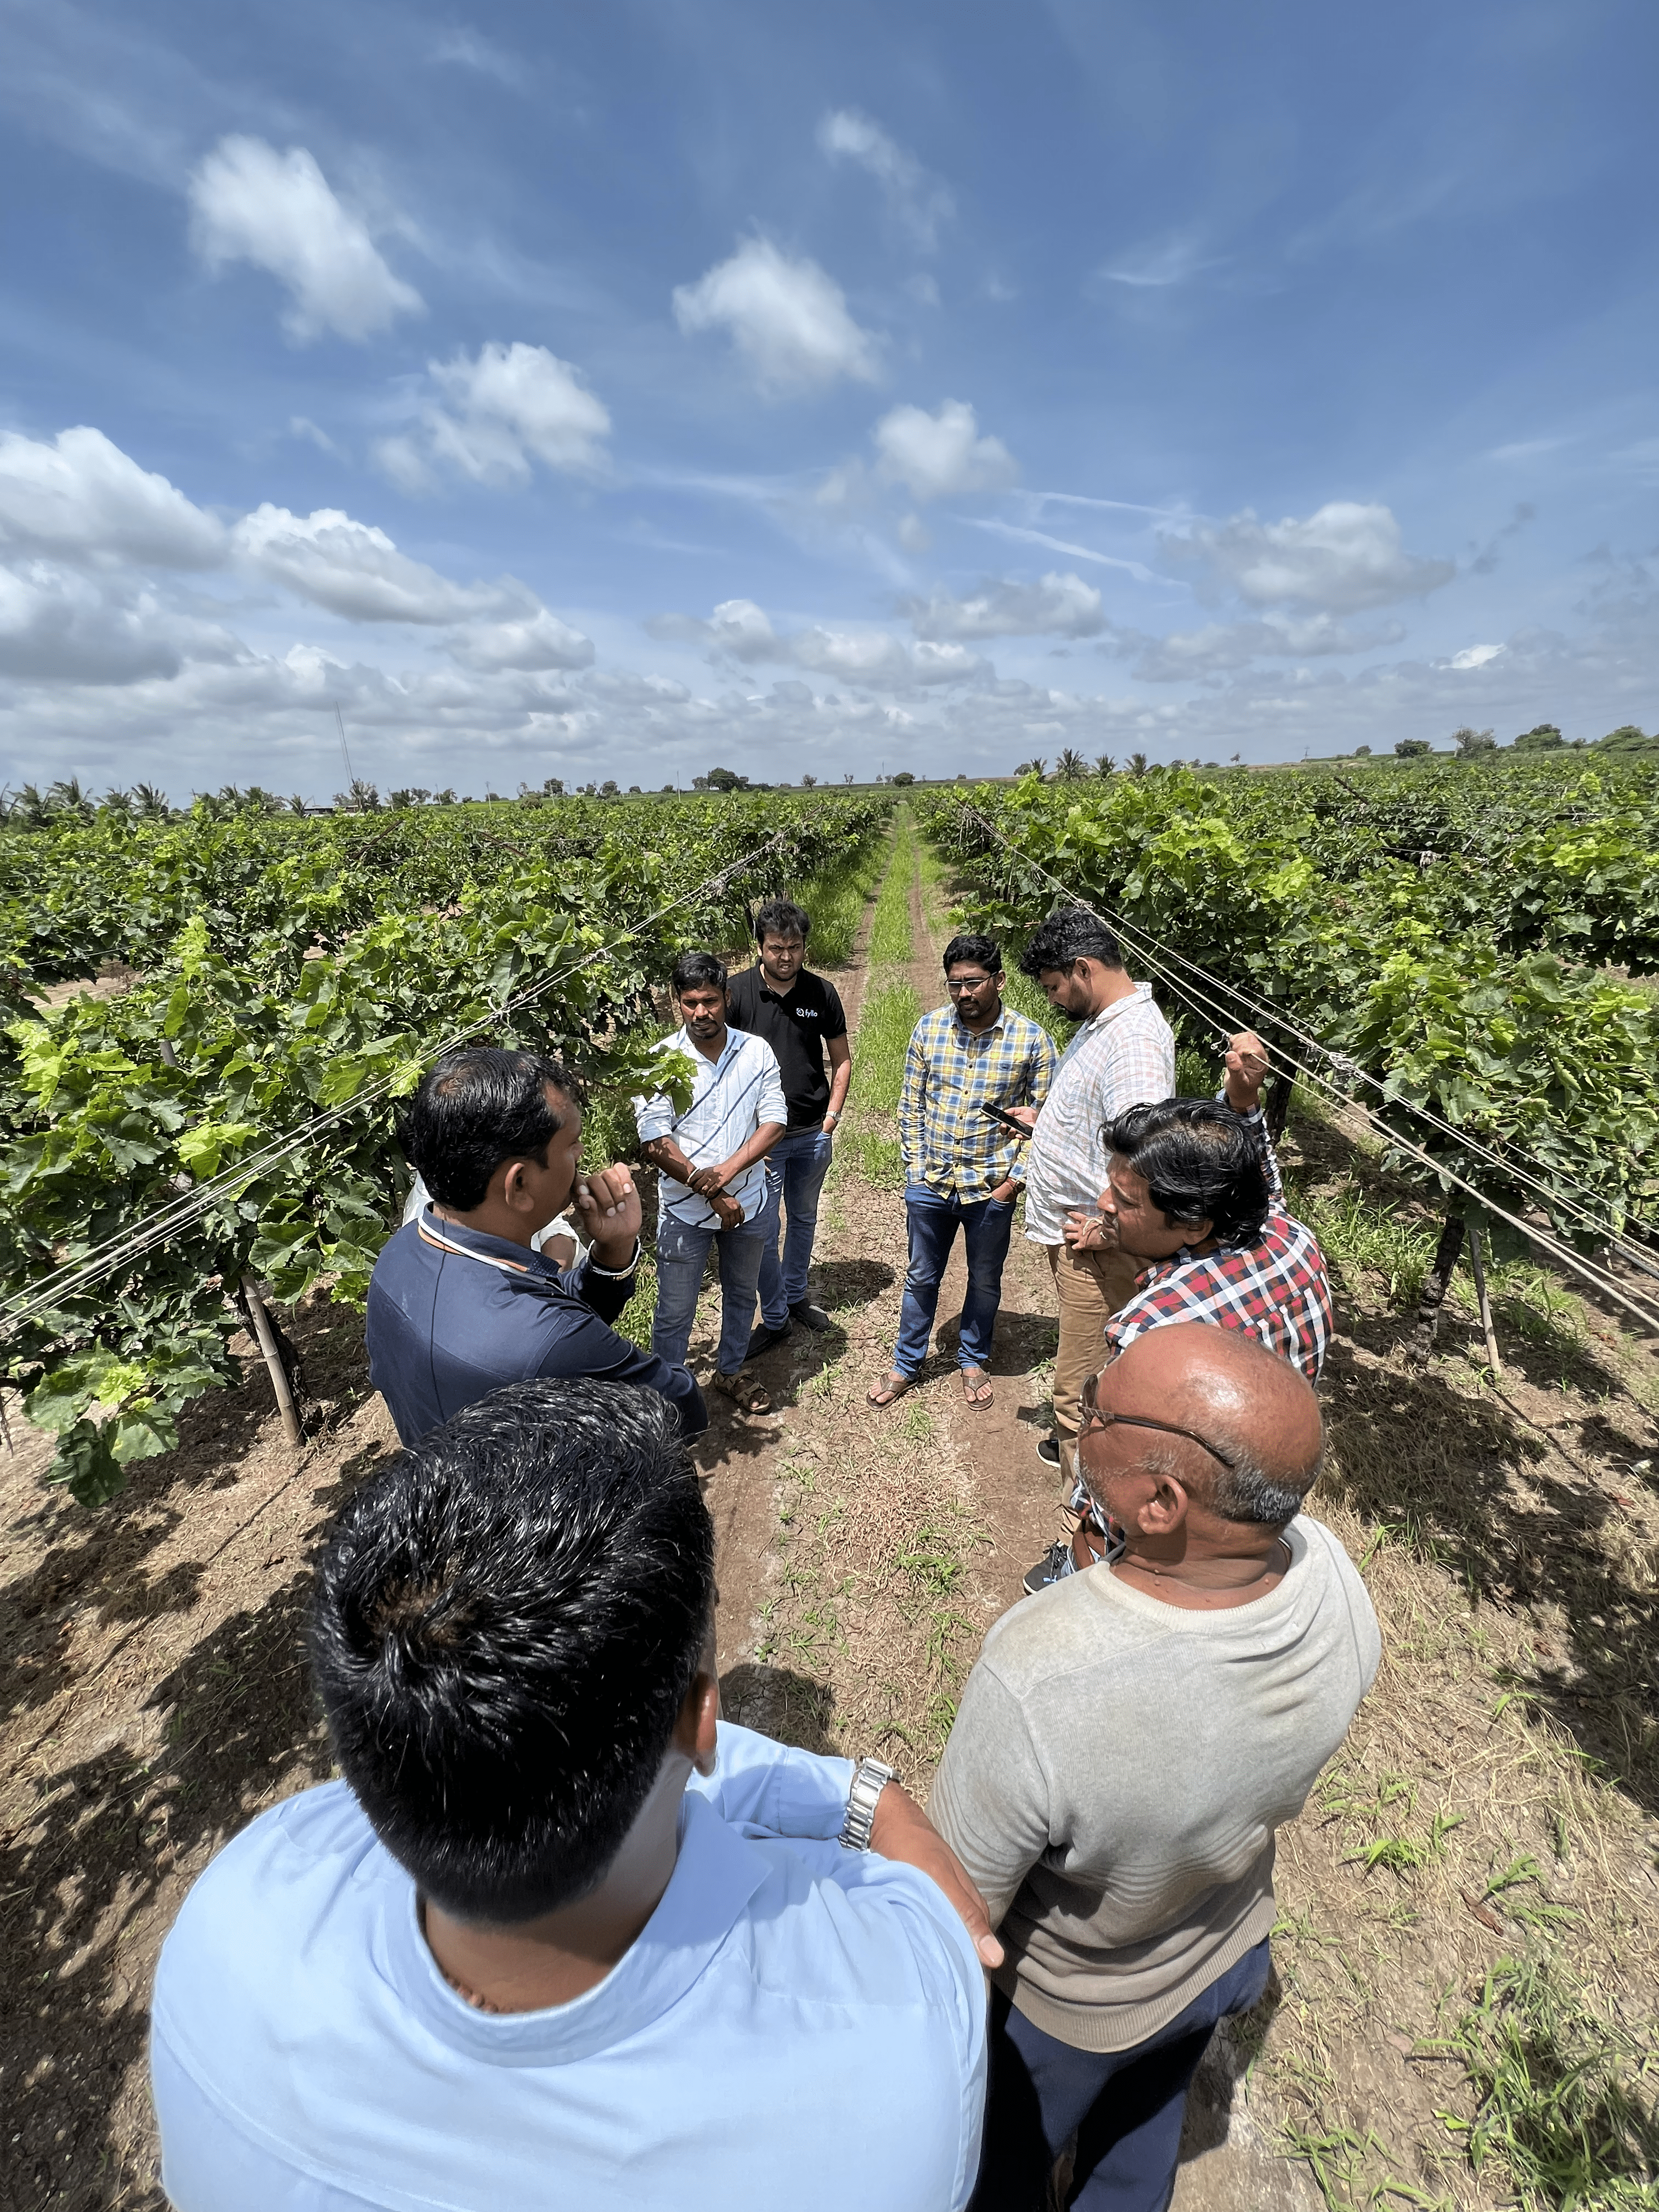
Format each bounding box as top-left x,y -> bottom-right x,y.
1023,1542 -> 1074,1595
789,1300 -> 832,1332
1036,1434 -> 1062,1468
744,1322 -> 792,1361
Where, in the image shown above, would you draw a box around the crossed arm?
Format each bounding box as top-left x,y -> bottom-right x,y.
641,1121 -> 785,1228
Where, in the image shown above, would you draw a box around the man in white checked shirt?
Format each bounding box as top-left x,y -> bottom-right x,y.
636,951 -> 787,1414
1002,910 -> 1175,1486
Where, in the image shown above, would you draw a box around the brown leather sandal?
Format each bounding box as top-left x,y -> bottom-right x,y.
712,1366 -> 771,1413
961,1364 -> 995,1409
867,1369 -> 918,1407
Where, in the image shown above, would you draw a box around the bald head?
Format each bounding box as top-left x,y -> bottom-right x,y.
1099,1324 -> 1323,1528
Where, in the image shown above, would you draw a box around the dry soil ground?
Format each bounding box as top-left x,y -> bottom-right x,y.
3,833 -> 1656,2210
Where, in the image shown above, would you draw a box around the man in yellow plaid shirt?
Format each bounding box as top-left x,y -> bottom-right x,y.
870,934 -> 1056,1410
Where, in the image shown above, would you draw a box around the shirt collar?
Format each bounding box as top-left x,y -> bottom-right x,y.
674,1023 -> 743,1075
1080,980 -> 1154,1037
386,1792 -> 768,2066
753,968 -> 808,1004
952,1005 -> 1007,1040
416,1209 -> 557,1280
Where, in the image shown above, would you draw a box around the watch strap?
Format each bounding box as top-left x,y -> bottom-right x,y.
838,1757 -> 896,1852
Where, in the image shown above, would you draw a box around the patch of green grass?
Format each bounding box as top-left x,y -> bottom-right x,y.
1431,1949 -> 1659,2209
614,1252 -> 658,1350
789,832 -> 891,969
842,1130 -> 905,1188
867,811 -> 917,965
853,978 -> 922,1114
1302,1176 -> 1438,1308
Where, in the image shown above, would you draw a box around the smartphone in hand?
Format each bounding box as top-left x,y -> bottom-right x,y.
979,1102 -> 1030,1134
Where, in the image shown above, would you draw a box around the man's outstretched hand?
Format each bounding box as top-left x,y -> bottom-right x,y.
869,1783 -> 1005,1970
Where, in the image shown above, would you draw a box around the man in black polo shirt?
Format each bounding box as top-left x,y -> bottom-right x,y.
727,898 -> 852,1355
366,1046 -> 706,1445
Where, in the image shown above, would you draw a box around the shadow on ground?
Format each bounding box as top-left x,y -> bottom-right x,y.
720,1661 -> 840,1757
1319,1341 -> 1659,1814
0,1417 -> 382,2212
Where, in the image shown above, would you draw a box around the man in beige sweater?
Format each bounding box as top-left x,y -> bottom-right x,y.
930,1323 -> 1379,2211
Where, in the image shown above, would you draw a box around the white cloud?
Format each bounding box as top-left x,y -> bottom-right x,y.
447,607 -> 595,672
672,239 -> 880,394
1487,437 -> 1565,464
430,27 -> 521,82
968,517 -> 1157,582
233,505 -> 518,624
374,341 -> 611,491
1129,614 -> 1407,682
8,585 -> 1659,801
646,597 -> 785,663
644,597 -> 987,690
187,136 -> 424,343
1162,501 -> 1455,613
873,399 -> 1017,503
904,572 -> 1105,641
0,426 -> 225,567
1446,642 -> 1505,670
0,562 -> 236,685
792,627 -> 985,689
287,415 -> 342,457
817,109 -> 953,251
1095,234 -> 1220,290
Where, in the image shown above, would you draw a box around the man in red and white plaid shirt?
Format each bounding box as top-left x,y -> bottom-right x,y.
1024,1033 -> 1334,1592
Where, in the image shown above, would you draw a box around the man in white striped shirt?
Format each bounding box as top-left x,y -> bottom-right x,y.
636,952 -> 787,1414
1003,911 -> 1175,1486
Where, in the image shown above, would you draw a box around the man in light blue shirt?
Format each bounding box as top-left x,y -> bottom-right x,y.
150,1377 -> 994,2212
635,950 -> 787,1414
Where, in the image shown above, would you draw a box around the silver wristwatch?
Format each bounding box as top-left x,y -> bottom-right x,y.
839,1757 -> 896,1852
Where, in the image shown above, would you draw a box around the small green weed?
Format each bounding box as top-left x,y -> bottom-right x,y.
1430,1949 -> 1659,2208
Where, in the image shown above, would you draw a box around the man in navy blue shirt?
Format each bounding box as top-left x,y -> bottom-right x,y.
367,1046 -> 705,1444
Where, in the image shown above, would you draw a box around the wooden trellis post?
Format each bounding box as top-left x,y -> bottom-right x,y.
1468,1221 -> 1502,1375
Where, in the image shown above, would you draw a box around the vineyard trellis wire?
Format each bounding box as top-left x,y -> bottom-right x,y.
0,830 -> 788,1334
2,792 -> 888,1503
922,775 -> 1659,1346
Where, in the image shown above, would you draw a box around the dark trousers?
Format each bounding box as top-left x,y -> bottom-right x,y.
970,1940 -> 1271,2212
894,1182 -> 1017,1376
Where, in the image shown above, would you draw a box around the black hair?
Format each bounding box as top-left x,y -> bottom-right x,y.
397,1046 -> 574,1212
943,932 -> 1002,975
311,1378 -> 715,1924
1017,906 -> 1124,979
670,950 -> 728,995
1104,1098 -> 1272,1245
753,898 -> 810,945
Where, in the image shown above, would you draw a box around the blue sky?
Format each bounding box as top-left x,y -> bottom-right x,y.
1,0 -> 1655,799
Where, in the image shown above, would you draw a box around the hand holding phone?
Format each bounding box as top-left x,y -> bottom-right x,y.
979,1101 -> 1032,1135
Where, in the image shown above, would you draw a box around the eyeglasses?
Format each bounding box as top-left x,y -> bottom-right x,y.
946,976 -> 995,993
1078,1368 -> 1237,1470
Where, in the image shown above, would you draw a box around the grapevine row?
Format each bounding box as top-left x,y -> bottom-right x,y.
2,792 -> 887,1504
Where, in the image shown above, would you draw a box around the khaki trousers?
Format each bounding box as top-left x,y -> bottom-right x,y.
1045,1241 -> 1141,1482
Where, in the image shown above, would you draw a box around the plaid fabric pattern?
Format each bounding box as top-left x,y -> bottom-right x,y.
1022,983 -> 1176,1245
899,1002 -> 1057,1200
1108,1211 -> 1333,1382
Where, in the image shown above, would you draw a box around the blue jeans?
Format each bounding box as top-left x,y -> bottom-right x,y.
758,1126 -> 834,1328
894,1182 -> 1017,1378
970,1940 -> 1272,2211
651,1199 -> 772,1377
